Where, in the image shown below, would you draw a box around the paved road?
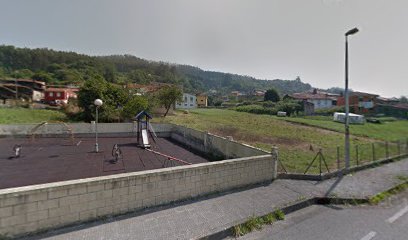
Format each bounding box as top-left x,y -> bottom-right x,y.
236,190 -> 408,240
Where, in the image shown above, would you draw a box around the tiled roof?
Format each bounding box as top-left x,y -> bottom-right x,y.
290,92 -> 335,100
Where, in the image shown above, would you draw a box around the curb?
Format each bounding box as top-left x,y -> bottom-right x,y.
197,180 -> 408,240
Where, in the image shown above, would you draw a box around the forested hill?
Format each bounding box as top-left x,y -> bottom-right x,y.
0,45 -> 312,95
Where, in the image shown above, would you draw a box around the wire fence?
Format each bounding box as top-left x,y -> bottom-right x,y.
278,138 -> 408,175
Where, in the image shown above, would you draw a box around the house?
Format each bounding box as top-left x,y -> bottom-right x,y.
176,93 -> 197,109
0,79 -> 46,101
285,89 -> 337,109
196,94 -> 208,107
44,87 -> 79,105
253,90 -> 266,96
337,91 -> 379,114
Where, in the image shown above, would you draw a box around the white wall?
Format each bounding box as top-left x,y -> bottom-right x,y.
176,93 -> 197,109
309,99 -> 333,109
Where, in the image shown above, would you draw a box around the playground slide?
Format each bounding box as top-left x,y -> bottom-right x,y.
141,129 -> 150,148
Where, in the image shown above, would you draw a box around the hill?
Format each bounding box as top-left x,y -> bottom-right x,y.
0,45 -> 312,96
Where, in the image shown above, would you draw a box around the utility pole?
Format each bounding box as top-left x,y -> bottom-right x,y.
344,27 -> 359,169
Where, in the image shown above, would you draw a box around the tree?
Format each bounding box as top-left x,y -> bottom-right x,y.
264,88 -> 280,102
400,96 -> 408,103
157,86 -> 183,117
122,96 -> 148,119
32,71 -> 53,83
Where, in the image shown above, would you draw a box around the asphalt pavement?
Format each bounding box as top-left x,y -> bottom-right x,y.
237,189 -> 408,240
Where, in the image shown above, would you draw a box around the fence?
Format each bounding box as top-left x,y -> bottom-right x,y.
277,138 -> 408,175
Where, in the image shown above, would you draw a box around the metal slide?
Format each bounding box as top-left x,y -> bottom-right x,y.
141,129 -> 150,148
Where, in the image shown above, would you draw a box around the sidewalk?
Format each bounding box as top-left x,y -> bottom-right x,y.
21,158 -> 408,240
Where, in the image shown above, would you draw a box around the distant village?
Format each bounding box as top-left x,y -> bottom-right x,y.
0,78 -> 407,119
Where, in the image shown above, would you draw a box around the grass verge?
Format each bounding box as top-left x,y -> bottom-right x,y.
369,181 -> 408,205
232,209 -> 285,237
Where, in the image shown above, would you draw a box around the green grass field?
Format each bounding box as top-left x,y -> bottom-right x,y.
156,109 -> 401,173
0,108 -> 67,124
279,115 -> 408,141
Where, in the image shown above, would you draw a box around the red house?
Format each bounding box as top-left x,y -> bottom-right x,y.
44,88 -> 79,105
337,91 -> 378,114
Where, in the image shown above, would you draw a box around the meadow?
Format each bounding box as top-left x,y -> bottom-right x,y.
0,107 -> 67,124
155,109 -> 407,173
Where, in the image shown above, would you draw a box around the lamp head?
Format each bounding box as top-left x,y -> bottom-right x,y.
94,99 -> 103,106
345,28 -> 359,36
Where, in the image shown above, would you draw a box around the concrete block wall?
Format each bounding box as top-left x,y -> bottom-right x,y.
0,154 -> 276,237
0,123 -> 173,137
171,125 -> 268,159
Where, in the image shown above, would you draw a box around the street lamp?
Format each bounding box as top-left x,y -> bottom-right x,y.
344,27 -> 359,169
94,99 -> 103,152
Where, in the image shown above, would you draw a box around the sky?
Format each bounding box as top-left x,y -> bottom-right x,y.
0,0 -> 407,97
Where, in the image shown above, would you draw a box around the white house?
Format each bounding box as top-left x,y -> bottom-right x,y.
286,89 -> 337,109
176,93 -> 197,109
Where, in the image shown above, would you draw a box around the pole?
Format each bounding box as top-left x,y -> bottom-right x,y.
95,106 -> 99,152
345,35 -> 350,169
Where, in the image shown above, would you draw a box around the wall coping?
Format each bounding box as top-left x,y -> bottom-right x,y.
0,154 -> 272,196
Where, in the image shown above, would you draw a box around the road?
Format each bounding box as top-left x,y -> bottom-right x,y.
234,190 -> 408,240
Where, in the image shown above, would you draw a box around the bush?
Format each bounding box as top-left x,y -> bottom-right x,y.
315,106 -> 345,115
235,105 -> 277,115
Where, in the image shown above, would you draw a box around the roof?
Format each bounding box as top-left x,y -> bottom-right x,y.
0,78 -> 46,85
134,110 -> 153,120
289,92 -> 336,100
45,87 -> 79,92
349,91 -> 379,97
377,103 -> 408,110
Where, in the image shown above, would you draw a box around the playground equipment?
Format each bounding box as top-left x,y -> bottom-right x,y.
111,144 -> 122,163
29,121 -> 75,145
135,111 -> 156,148
134,110 -> 192,166
12,144 -> 22,158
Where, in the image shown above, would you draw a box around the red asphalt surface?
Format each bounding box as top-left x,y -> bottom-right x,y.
0,136 -> 210,190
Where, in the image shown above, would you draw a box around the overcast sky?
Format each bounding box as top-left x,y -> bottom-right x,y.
1,0 -> 407,97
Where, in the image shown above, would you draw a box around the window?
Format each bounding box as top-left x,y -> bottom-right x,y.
56,92 -> 61,97
184,97 -> 187,102
190,97 -> 193,102
49,92 -> 54,97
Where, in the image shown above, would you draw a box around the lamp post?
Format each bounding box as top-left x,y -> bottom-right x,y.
94,99 -> 103,152
344,27 -> 359,169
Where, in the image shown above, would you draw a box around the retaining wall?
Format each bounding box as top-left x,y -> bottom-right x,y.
0,122 -> 173,137
0,154 -> 276,237
171,126 -> 268,159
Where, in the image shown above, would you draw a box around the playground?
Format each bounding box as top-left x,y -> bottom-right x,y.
0,135 -> 210,189
0,111 -> 213,189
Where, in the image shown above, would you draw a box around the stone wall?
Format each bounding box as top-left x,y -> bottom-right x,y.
0,154 -> 276,237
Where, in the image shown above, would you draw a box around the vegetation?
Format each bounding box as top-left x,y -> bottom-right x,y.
235,99 -> 303,116
369,181 -> 408,205
0,45 -> 313,96
0,108 -> 67,124
158,109 -> 408,173
279,116 -> 408,141
77,76 -> 148,122
264,88 -> 280,102
232,209 -> 285,237
156,86 -> 183,117
156,109 -> 374,173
